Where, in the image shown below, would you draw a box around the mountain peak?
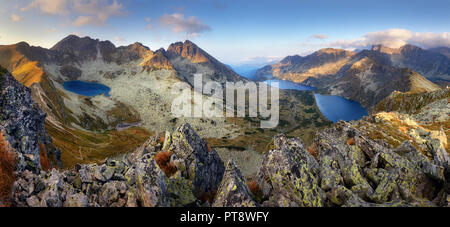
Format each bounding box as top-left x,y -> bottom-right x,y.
313,48 -> 355,58
51,35 -> 116,51
167,40 -> 209,63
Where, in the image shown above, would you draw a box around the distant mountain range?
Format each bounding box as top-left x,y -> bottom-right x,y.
255,44 -> 449,109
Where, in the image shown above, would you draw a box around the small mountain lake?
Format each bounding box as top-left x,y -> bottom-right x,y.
63,80 -> 111,97
264,79 -> 368,123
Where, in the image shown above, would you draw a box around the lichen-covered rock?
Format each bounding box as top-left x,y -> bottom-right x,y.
134,156 -> 170,207
212,159 -> 258,207
166,173 -> 197,207
64,192 -> 88,207
257,135 -> 324,207
0,71 -> 61,172
166,124 -> 225,198
314,121 -> 445,206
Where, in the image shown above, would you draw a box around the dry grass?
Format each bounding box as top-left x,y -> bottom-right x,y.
39,143 -> 50,171
307,143 -> 318,158
46,122 -> 152,169
157,136 -> 165,144
347,138 -> 355,145
0,132 -> 16,207
154,151 -> 177,177
200,189 -> 217,204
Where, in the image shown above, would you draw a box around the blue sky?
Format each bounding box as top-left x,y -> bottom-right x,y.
0,0 -> 449,65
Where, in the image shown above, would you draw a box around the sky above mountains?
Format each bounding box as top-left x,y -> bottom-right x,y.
0,0 -> 449,65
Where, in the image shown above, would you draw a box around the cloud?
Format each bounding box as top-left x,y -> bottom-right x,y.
328,29 -> 450,49
158,13 -> 211,37
72,0 -> 126,26
312,34 -> 328,39
21,0 -> 126,27
409,32 -> 450,49
21,0 -> 69,15
11,14 -> 23,22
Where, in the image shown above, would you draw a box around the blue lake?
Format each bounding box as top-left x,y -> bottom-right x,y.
264,79 -> 368,123
314,94 -> 368,123
63,80 -> 111,97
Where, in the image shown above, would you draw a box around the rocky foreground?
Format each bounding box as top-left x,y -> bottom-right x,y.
10,121 -> 450,207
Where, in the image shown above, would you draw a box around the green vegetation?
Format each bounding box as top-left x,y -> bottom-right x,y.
207,90 -> 331,152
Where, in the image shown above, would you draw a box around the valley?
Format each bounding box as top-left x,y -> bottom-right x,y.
0,36 -> 330,172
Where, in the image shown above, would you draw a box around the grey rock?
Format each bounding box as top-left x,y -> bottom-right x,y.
257,135 -> 323,207
212,159 -> 258,207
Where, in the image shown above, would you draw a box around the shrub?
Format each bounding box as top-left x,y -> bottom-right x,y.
154,151 -> 177,177
0,133 -> 16,207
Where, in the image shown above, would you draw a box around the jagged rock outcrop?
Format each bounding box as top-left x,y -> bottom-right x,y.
9,123 -> 225,207
212,159 -> 258,207
256,135 -> 324,207
0,69 -> 60,172
163,124 -> 225,198
313,121 -> 448,206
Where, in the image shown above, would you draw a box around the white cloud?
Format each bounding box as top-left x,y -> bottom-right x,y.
11,14 -> 23,22
312,34 -> 328,39
21,0 -> 126,27
158,13 -> 211,37
409,32 -> 450,49
21,0 -> 69,15
328,29 -> 450,49
72,0 -> 126,27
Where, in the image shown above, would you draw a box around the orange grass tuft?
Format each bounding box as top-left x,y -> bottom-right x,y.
0,133 -> 16,207
154,151 -> 177,177
39,143 -> 50,171
157,136 -> 165,144
307,143 -> 318,158
347,138 -> 355,145
200,189 -> 217,204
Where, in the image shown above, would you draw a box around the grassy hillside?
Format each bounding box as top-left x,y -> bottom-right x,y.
45,122 -> 152,168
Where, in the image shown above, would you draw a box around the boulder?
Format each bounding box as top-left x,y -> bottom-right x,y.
166,124 -> 225,198
257,135 -> 323,207
212,159 -> 258,207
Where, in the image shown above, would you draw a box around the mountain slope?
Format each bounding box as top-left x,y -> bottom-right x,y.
326,56 -> 440,108
256,45 -> 443,109
371,44 -> 450,81
254,48 -> 355,84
